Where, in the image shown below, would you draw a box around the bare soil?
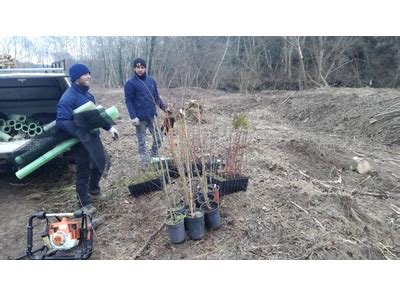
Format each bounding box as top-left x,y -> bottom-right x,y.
1,86 -> 399,260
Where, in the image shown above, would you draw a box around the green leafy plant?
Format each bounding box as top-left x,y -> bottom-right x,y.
232,113 -> 249,130
165,213 -> 185,225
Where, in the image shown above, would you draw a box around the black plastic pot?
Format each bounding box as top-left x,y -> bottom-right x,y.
185,161 -> 203,177
207,175 -> 249,196
200,201 -> 221,230
195,191 -> 215,208
192,183 -> 220,203
153,159 -> 179,179
128,175 -> 164,197
165,214 -> 185,244
184,209 -> 205,240
167,198 -> 187,215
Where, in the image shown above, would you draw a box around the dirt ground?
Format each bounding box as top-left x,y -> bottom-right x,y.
1,85 -> 399,260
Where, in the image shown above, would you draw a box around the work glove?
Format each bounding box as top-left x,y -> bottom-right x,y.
108,126 -> 120,140
165,106 -> 173,114
131,117 -> 140,126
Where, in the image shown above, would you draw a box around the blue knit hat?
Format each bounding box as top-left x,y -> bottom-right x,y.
133,58 -> 146,68
69,63 -> 91,82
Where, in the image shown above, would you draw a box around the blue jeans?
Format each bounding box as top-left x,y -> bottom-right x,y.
135,118 -> 162,163
73,142 -> 102,207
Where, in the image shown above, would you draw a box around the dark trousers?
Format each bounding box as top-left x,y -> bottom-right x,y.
73,142 -> 102,207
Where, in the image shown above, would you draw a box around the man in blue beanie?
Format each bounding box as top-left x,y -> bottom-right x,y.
124,58 -> 172,166
56,63 -> 120,216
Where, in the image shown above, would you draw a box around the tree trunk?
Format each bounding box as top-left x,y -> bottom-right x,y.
147,36 -> 156,76
294,37 -> 307,91
211,37 -> 230,90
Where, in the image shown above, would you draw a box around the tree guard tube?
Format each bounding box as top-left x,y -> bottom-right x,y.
9,114 -> 27,123
42,101 -> 96,133
15,106 -> 119,179
0,130 -> 12,142
14,101 -> 96,165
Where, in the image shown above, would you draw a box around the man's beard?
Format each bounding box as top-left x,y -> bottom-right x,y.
76,81 -> 90,90
135,72 -> 146,79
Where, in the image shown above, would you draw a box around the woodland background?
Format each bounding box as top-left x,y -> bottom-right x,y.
1,36 -> 399,91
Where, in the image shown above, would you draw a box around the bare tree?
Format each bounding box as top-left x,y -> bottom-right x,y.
211,36 -> 230,90
146,36 -> 156,76
292,36 -> 308,91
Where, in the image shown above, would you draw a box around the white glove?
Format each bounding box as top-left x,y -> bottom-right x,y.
165,106 -> 172,114
108,126 -> 120,140
131,117 -> 140,126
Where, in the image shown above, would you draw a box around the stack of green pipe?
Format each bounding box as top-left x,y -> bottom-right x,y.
2,108 -> 93,140
1,113 -> 47,140
15,105 -> 118,179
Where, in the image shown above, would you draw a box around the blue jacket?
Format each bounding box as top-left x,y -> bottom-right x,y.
56,83 -> 111,136
124,74 -> 166,121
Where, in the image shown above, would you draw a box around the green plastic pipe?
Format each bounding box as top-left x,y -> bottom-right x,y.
35,127 -> 43,135
42,121 -> 55,132
0,130 -> 12,142
15,106 -> 119,179
28,130 -> 36,137
13,133 -> 26,140
14,122 -> 23,131
151,156 -> 171,163
28,123 -> 37,130
9,114 -> 27,123
0,125 -> 11,133
6,119 -> 16,127
42,101 -> 96,132
21,125 -> 29,133
15,101 -> 98,165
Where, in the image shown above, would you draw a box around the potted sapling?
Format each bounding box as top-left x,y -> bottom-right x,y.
191,105 -> 221,230
207,113 -> 250,196
177,109 -> 205,240
151,115 -> 187,244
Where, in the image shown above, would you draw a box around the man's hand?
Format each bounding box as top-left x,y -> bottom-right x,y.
131,117 -> 140,126
108,127 -> 120,140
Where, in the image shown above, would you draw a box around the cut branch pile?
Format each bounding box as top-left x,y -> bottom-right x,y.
369,97 -> 400,145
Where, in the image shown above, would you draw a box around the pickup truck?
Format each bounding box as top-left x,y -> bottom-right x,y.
0,63 -> 70,174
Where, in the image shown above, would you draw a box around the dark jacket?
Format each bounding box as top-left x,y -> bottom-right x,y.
124,74 -> 166,121
56,83 -> 111,137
